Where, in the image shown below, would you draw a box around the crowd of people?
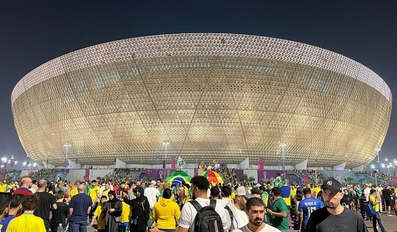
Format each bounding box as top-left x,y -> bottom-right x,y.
0,170 -> 396,232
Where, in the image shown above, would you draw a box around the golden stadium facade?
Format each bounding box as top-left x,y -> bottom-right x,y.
11,33 -> 392,168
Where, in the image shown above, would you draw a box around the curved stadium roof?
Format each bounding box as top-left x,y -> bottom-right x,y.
12,33 -> 392,167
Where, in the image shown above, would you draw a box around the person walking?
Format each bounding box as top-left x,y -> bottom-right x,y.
34,179 -> 57,232
151,188 -> 181,232
369,189 -> 387,232
12,176 -> 33,196
306,178 -> 367,232
6,194 -> 46,232
51,191 -> 69,232
266,187 -> 289,231
176,176 -> 228,232
123,187 -> 150,232
298,187 -> 324,232
69,183 -> 93,232
104,190 -> 122,232
237,197 -> 280,232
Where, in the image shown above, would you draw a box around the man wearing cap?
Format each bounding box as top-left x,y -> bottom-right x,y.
306,178 -> 367,232
144,180 -> 160,209
225,186 -> 250,231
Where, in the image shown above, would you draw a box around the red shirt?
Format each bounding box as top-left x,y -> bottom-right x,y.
12,187 -> 32,196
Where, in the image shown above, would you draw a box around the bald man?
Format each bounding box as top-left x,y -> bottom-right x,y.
34,179 -> 57,231
12,176 -> 33,196
69,183 -> 92,232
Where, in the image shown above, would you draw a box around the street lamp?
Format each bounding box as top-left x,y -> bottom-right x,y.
163,140 -> 169,169
374,147 -> 381,186
315,151 -> 318,184
64,142 -> 71,160
280,142 -> 286,177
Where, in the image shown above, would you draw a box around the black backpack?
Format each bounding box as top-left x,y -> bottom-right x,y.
190,199 -> 223,232
224,205 -> 235,231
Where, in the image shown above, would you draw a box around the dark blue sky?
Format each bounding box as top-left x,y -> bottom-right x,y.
1,1 -> 396,168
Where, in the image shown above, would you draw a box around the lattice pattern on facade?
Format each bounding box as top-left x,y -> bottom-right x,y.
11,33 -> 392,168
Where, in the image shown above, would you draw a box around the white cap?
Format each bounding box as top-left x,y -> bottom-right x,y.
235,186 -> 255,199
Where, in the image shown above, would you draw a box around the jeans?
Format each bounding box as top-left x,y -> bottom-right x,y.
372,212 -> 386,232
69,220 -> 88,232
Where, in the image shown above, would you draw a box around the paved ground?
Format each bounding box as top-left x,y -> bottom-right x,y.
86,212 -> 397,232
365,212 -> 397,232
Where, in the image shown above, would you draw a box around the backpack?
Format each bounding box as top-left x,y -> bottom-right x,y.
365,202 -> 376,217
224,205 -> 235,231
190,199 -> 223,232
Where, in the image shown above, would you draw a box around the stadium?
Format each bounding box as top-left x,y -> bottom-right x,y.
11,33 -> 392,169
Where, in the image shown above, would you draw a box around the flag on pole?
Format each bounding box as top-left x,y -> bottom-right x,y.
177,156 -> 185,167
171,156 -> 176,169
258,157 -> 264,170
198,161 -> 206,169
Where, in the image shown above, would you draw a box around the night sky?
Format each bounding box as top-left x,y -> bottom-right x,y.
1,1 -> 396,169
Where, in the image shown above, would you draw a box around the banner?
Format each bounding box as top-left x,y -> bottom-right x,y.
171,156 -> 176,169
177,156 -> 186,167
258,157 -> 264,170
394,171 -> 397,186
304,170 -> 309,185
257,170 -> 290,183
84,168 -> 90,182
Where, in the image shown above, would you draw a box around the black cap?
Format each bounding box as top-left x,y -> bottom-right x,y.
322,178 -> 342,194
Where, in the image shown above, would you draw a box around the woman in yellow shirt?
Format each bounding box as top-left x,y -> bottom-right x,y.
151,188 -> 181,231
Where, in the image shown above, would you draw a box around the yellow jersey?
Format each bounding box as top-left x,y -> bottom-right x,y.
120,202 -> 132,223
94,205 -> 106,230
6,213 -> 46,232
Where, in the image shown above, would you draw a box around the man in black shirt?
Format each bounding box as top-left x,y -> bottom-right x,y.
306,178 -> 367,232
34,179 -> 57,232
51,191 -> 69,232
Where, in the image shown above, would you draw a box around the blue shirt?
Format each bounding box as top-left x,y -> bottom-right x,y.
69,193 -> 92,222
1,215 -> 16,232
298,197 -> 324,230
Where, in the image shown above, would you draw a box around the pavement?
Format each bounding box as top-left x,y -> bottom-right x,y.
85,212 -> 397,232
365,212 -> 397,232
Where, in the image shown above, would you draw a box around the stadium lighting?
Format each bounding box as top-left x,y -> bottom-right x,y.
64,142 -> 71,160
280,142 -> 286,177
163,140 -> 169,169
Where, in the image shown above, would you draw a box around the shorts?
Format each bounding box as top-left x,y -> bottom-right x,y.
121,222 -> 130,230
386,200 -> 394,207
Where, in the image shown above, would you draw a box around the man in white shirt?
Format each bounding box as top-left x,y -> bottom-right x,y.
144,180 -> 160,209
363,184 -> 371,202
238,198 -> 280,232
226,186 -> 251,231
177,176 -> 228,232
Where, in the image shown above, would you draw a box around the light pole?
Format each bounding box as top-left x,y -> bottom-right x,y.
163,140 -> 169,169
375,147 -> 381,186
64,142 -> 71,160
280,142 -> 286,177
315,151 -> 318,184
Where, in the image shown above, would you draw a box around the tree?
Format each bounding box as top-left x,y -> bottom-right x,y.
358,178 -> 367,185
344,177 -> 354,184
243,174 -> 248,182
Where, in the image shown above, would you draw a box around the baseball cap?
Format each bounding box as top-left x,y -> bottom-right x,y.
150,180 -> 156,186
322,178 -> 342,194
235,186 -> 255,199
